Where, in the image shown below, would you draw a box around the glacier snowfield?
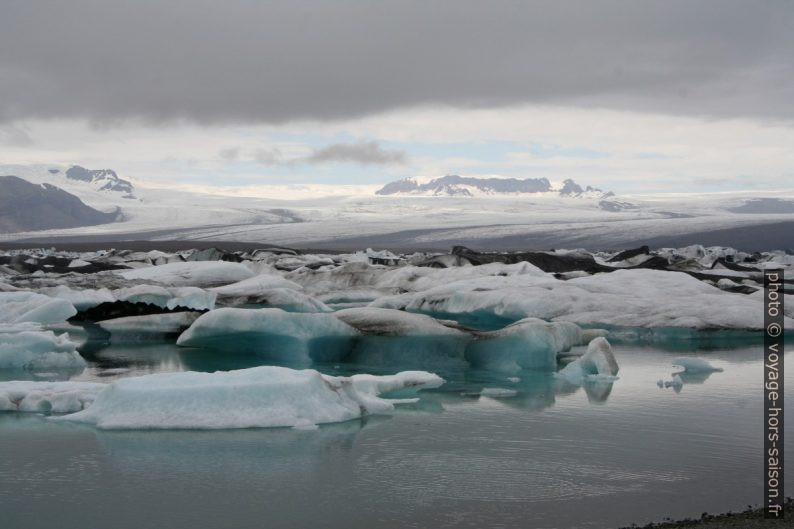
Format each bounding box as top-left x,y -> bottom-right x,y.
0,244 -> 792,528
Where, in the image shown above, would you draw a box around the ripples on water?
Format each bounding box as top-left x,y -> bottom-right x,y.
0,339 -> 791,529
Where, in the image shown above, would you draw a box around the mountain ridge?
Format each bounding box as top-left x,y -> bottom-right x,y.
375,175 -> 612,198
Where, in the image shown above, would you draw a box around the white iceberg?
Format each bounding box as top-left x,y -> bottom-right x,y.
59,366 -> 443,429
0,326 -> 86,370
118,261 -> 254,288
0,291 -> 77,324
177,308 -> 359,363
0,380 -> 104,413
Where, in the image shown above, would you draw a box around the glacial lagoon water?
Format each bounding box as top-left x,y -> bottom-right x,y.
1,339 -> 791,529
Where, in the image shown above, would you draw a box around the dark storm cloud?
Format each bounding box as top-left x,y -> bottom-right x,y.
1,0 -> 792,124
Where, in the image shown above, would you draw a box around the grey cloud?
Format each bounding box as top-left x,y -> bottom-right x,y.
253,147 -> 284,166
253,142 -> 406,166
305,142 -> 407,165
218,147 -> 240,161
0,125 -> 33,146
1,1 -> 792,124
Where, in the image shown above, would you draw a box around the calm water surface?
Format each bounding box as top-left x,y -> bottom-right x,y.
1,339 -> 790,529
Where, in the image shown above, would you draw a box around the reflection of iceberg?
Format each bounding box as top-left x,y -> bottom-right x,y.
60,367 -> 443,430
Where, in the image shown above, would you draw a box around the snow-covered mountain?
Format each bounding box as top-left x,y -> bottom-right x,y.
1,164 -> 137,202
61,166 -> 136,198
375,175 -> 612,198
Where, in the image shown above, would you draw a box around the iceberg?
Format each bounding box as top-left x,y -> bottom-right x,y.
98,312 -> 201,341
465,318 -> 592,372
118,261 -> 255,288
0,291 -> 77,324
39,285 -> 115,311
115,285 -> 216,311
210,274 -> 305,304
335,307 -> 471,366
372,268 -> 789,331
0,326 -> 86,370
59,366 -> 443,429
557,337 -> 619,385
672,357 -> 724,373
176,308 -> 359,363
217,286 -> 330,313
0,380 -> 104,413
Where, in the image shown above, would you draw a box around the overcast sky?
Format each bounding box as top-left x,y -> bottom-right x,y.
1,0 -> 793,193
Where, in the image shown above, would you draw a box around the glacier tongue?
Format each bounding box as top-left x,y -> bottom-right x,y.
57,367 -> 443,430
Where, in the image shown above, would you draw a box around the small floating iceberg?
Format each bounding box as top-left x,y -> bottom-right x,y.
56,366 -> 443,430
557,337 -> 619,385
672,357 -> 724,373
